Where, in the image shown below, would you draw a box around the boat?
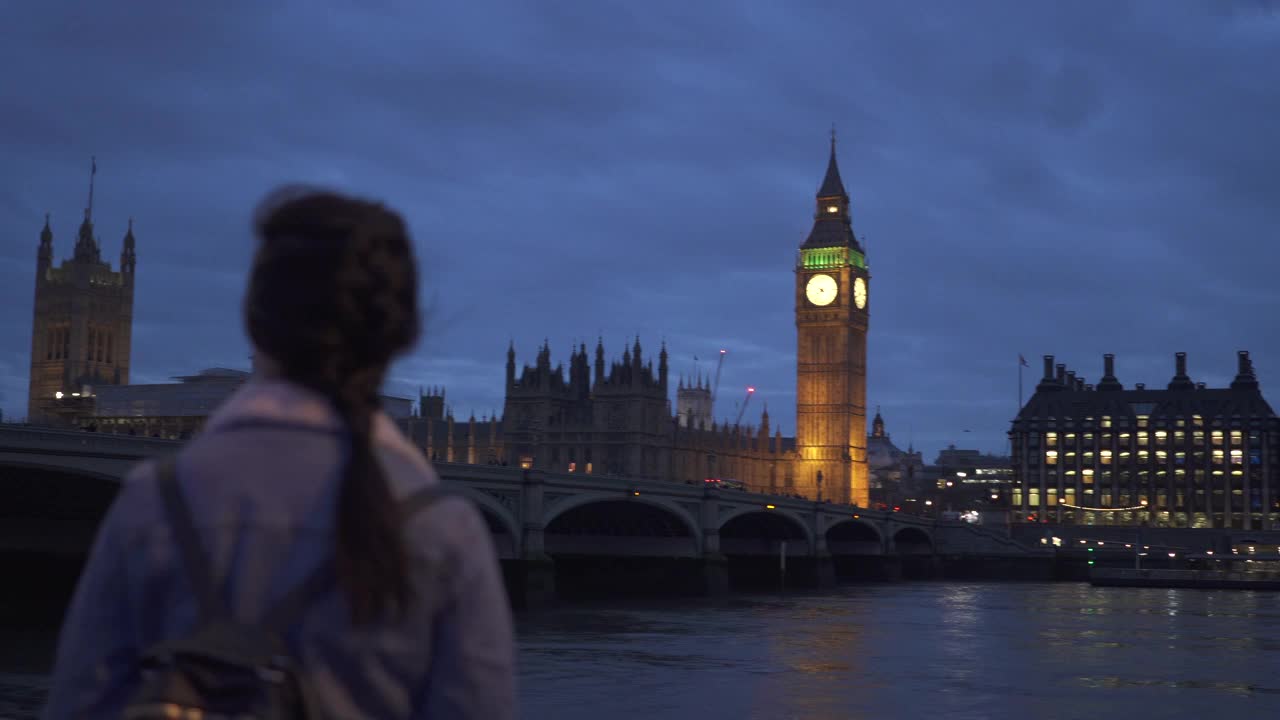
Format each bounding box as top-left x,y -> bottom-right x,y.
1090,554 -> 1280,590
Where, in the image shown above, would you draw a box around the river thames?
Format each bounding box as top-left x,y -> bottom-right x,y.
4,581 -> 1279,719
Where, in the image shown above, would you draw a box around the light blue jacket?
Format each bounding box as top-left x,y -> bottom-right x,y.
42,377 -> 516,719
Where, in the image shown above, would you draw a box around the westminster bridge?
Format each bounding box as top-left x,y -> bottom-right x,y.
0,424 -> 1047,609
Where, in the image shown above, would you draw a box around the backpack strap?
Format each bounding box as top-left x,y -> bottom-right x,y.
155,457 -> 227,622
259,483 -> 458,629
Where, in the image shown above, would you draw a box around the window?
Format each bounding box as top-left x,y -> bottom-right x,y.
1046,433 -> 1058,447
1101,450 -> 1113,465
1045,450 -> 1058,465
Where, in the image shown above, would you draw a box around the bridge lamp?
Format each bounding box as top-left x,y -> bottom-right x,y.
1168,552 -> 1176,558
55,391 -> 64,399
765,504 -> 776,510
631,490 -> 640,497
852,514 -> 860,519
924,500 -> 932,506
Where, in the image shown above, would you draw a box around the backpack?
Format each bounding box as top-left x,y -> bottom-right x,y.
123,454 -> 453,719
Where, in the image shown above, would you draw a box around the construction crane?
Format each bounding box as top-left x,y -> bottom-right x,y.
734,386 -> 756,426
711,348 -> 727,411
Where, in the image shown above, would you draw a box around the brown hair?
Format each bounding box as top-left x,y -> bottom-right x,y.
244,186 -> 420,624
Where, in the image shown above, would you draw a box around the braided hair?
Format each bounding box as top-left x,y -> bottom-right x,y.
244,186 -> 420,625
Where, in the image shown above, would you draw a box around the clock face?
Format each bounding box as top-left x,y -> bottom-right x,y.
805,273 -> 838,306
854,276 -> 867,309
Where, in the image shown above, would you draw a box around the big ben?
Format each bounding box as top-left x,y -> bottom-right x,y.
794,134 -> 869,506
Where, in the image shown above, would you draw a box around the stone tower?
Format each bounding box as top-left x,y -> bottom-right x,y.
676,372 -> 713,428
793,133 -> 870,506
28,159 -> 135,425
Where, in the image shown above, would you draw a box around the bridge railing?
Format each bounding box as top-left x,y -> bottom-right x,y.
0,424 -> 182,457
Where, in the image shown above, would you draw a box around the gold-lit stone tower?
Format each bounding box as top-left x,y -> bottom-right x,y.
28,159 -> 136,425
794,134 -> 870,505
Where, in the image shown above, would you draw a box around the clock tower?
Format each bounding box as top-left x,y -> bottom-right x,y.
794,134 -> 870,506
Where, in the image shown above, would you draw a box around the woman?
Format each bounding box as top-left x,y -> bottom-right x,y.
43,187 -> 516,718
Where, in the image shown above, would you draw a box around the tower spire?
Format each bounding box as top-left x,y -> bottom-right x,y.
817,129 -> 846,199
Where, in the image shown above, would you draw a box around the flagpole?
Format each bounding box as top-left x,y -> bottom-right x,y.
1018,358 -> 1023,411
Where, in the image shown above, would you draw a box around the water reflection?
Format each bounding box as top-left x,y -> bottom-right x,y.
518,583 -> 1280,720
4,583 -> 1279,719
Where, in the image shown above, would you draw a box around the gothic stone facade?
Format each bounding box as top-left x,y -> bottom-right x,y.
399,140 -> 872,504
28,196 -> 136,426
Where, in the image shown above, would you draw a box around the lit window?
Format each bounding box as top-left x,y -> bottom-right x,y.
1083,468 -> 1095,476
1045,450 -> 1058,465
1154,430 -> 1168,439
1119,433 -> 1131,440
1101,416 -> 1112,428
826,205 -> 839,214
1230,450 -> 1243,463
1046,433 -> 1058,447
1101,450 -> 1113,465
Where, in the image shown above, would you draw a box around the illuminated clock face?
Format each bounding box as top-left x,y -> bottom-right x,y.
854,276 -> 867,309
805,273 -> 838,306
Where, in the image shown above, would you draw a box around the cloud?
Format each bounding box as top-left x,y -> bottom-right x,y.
1,1 -> 1276,464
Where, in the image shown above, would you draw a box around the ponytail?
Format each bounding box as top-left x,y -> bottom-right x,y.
245,186 -> 421,625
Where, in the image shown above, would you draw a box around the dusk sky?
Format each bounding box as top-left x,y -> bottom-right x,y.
2,2 -> 1278,460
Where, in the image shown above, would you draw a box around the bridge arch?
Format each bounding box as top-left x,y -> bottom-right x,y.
825,518 -> 884,555
0,460 -> 123,488
718,506 -> 814,555
435,485 -> 521,560
893,526 -> 934,555
543,493 -> 701,557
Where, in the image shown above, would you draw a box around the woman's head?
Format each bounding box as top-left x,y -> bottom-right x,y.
245,186 -> 419,389
244,186 -> 421,623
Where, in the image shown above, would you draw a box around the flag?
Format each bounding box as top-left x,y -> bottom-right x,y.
1019,353 -> 1029,367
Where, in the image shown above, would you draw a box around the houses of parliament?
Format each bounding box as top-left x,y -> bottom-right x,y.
26,143 -> 876,506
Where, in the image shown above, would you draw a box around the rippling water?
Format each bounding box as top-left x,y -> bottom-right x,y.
5,582 -> 1280,719
517,583 -> 1280,720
